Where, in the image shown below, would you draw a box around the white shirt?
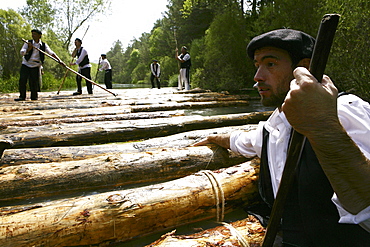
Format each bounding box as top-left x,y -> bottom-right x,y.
99,58 -> 111,71
150,63 -> 160,77
20,40 -> 55,68
75,47 -> 91,70
230,94 -> 370,231
178,53 -> 190,66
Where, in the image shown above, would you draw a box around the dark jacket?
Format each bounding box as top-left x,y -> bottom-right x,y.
259,128 -> 370,246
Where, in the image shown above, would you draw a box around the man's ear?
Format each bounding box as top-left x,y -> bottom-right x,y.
297,58 -> 311,69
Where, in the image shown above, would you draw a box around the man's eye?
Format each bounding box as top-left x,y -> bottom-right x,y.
267,62 -> 275,67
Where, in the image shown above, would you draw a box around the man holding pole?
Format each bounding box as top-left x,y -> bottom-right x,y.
150,59 -> 161,89
70,38 -> 93,95
16,29 -> 63,101
194,29 -> 370,246
175,46 -> 191,90
98,54 -> 113,89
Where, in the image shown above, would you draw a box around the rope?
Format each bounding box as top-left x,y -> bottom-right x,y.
222,222 -> 250,247
200,170 -> 225,222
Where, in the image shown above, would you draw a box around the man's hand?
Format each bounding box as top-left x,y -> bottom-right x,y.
192,134 -> 231,149
282,67 -> 339,138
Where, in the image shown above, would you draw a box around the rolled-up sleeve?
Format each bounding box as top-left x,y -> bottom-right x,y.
230,121 -> 265,158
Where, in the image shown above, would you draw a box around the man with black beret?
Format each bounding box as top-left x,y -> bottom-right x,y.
70,38 -> 93,95
99,54 -> 113,89
16,29 -> 63,101
194,29 -> 370,246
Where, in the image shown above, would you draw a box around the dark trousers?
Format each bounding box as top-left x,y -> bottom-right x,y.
150,74 -> 160,89
76,67 -> 93,94
19,64 -> 40,100
104,69 -> 112,89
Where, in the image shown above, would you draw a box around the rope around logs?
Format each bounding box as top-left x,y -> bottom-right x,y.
200,170 -> 225,222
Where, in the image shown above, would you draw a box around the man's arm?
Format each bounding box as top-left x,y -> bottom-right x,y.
282,67 -> 370,214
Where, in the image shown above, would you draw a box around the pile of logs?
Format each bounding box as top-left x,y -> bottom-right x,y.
0,87 -> 271,246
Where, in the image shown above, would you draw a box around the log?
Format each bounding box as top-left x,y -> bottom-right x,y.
1,112 -> 271,148
147,215 -> 265,247
0,146 -> 249,204
0,158 -> 260,247
1,124 -> 258,165
130,100 -> 249,112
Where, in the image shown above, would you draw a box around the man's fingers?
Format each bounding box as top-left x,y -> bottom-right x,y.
191,138 -> 210,146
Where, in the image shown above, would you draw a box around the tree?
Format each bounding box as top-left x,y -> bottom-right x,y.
320,0 -> 370,101
58,0 -> 111,49
21,0 -> 56,31
199,4 -> 249,92
0,9 -> 30,78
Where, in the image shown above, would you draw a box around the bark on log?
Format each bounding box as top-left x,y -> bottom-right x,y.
0,159 -> 260,247
147,215 -> 265,247
1,124 -> 258,165
0,146 -> 249,204
1,112 -> 271,148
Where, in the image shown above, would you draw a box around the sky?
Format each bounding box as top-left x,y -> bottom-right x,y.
0,0 -> 169,62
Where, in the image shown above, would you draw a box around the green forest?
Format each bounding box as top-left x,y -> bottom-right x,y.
1,0 -> 369,101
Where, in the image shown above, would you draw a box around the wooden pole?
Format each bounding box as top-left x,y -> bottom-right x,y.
174,29 -> 183,90
22,39 -> 117,97
261,14 -> 340,247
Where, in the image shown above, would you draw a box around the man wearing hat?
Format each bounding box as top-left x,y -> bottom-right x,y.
175,46 -> 191,90
16,29 -> 63,101
99,54 -> 112,89
70,38 -> 92,95
150,59 -> 161,89
194,29 -> 370,246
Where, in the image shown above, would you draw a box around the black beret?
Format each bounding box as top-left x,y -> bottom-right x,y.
31,29 -> 42,35
75,38 -> 82,44
182,46 -> 187,50
101,54 -> 106,57
247,29 -> 315,60
152,59 -> 158,62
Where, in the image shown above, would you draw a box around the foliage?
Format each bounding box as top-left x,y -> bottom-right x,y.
0,9 -> 30,79
319,0 -> 370,101
1,0 -> 370,100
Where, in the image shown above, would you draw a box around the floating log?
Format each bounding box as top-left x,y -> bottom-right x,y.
0,158 -> 260,247
1,112 -> 271,148
147,215 -> 265,247
130,100 -> 250,112
1,124 -> 258,165
0,146 -> 249,204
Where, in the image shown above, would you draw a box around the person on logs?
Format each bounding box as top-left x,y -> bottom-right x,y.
194,29 -> 370,246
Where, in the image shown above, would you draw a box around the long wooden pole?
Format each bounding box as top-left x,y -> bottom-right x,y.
174,29 -> 183,89
261,14 -> 340,247
57,25 -> 90,94
22,39 -> 117,97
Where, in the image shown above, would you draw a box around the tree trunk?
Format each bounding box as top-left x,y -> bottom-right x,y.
0,159 -> 260,247
147,215 -> 265,247
1,112 -> 270,148
1,124 -> 257,166
0,146 -> 249,204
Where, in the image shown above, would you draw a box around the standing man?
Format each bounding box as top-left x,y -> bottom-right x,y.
70,38 -> 92,95
16,29 -> 62,101
194,29 -> 370,246
175,46 -> 191,90
99,54 -> 112,89
150,59 -> 161,89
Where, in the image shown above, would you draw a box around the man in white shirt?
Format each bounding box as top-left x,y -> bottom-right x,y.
175,46 -> 191,90
195,29 -> 370,246
150,59 -> 161,89
16,29 -> 62,101
99,54 -> 112,89
70,38 -> 92,95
